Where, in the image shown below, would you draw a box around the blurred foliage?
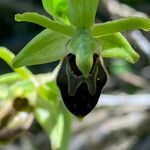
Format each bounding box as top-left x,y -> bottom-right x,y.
0,46 -> 72,149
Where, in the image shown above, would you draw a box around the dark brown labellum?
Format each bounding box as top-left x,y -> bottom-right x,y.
57,54 -> 107,118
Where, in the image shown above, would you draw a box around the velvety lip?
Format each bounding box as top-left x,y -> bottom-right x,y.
57,54 -> 107,117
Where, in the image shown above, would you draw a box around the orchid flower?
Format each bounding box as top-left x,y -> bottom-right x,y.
11,0 -> 150,117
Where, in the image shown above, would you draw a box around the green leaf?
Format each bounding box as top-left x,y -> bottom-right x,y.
67,0 -> 99,29
15,12 -> 75,37
92,17 -> 150,37
59,107 -> 72,150
42,0 -> 69,22
96,33 -> 140,64
50,113 -> 64,149
11,29 -> 70,68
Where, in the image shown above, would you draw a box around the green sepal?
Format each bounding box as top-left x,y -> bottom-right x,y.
92,17 -> 150,37
70,30 -> 96,77
42,0 -> 69,22
67,0 -> 99,29
12,29 -> 70,68
15,12 -> 75,37
96,33 -> 140,64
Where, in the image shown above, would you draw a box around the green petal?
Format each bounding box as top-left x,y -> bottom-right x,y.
92,17 -> 150,37
96,33 -> 140,64
42,0 -> 69,22
15,12 -> 75,37
12,29 -> 70,68
67,0 -> 99,29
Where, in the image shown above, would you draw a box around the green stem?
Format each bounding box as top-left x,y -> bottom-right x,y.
0,47 -> 32,79
92,17 -> 150,37
15,13 -> 76,37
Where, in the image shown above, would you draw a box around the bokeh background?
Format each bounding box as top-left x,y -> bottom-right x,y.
0,0 -> 150,150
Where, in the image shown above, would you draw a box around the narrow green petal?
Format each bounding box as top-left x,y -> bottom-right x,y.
15,12 -> 75,37
12,29 -> 70,68
67,0 -> 99,29
92,17 -> 150,37
96,33 -> 140,64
